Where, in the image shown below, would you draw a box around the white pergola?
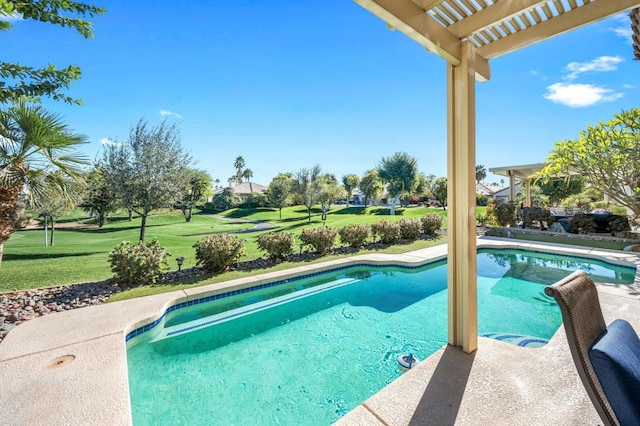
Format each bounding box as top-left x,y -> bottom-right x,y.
490,162 -> 547,206
354,0 -> 640,353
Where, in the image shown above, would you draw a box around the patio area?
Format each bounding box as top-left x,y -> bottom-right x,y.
1,237 -> 639,425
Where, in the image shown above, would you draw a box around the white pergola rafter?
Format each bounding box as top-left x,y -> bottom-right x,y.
354,0 -> 640,353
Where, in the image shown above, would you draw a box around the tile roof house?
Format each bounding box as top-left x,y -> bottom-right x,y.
214,180 -> 268,202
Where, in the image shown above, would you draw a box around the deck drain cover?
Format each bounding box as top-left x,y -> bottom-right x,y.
44,355 -> 75,370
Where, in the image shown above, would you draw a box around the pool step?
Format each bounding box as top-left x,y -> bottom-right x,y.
150,277 -> 361,342
481,332 -> 549,348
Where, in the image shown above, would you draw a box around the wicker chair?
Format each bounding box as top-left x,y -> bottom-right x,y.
545,271 -> 640,426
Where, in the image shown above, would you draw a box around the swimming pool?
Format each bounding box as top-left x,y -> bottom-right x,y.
126,248 -> 635,425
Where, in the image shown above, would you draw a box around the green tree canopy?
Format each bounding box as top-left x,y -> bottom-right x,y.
82,161 -> 116,227
317,173 -> 344,221
0,1 -> 105,104
0,98 -> 87,266
539,108 -> 640,217
266,173 -> 293,219
294,165 -> 322,222
378,151 -> 418,215
179,169 -> 212,222
360,169 -> 383,207
431,177 -> 448,209
103,120 -> 192,241
341,174 -> 360,207
537,177 -> 584,205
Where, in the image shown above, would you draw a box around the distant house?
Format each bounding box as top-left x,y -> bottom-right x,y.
214,179 -> 268,202
475,183 -> 503,198
493,183 -> 522,204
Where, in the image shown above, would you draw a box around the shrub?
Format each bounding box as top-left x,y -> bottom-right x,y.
489,201 -> 516,227
609,216 -> 631,234
475,193 -> 488,206
421,213 -> 444,235
484,227 -> 508,238
108,238 -> 170,285
210,188 -> 242,211
243,193 -> 268,208
338,223 -> 371,248
257,232 -> 294,260
476,215 -> 489,227
570,214 -> 596,234
371,220 -> 400,244
399,218 -> 422,240
610,206 -> 628,216
194,234 -> 245,272
299,226 -> 337,254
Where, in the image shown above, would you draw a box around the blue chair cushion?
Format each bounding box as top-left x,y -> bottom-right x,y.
588,319 -> 640,425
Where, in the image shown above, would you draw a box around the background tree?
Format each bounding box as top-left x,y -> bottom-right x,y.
242,168 -> 253,183
317,174 -> 345,221
378,152 -> 418,215
36,177 -> 83,246
0,1 -> 105,104
431,177 -> 448,209
266,173 -> 293,218
414,172 -> 435,202
294,165 -> 322,222
0,99 -> 87,267
360,169 -> 383,207
234,156 -> 246,183
475,165 -> 487,183
341,174 -> 360,207
179,169 -> 212,222
539,108 -> 640,217
103,120 -> 191,241
537,177 -> 585,205
82,161 -> 116,227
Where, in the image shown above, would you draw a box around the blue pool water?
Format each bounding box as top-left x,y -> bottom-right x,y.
126,249 -> 635,425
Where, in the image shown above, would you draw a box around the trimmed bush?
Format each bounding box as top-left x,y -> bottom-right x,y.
257,232 -> 295,260
108,238 -> 169,285
608,216 -> 631,234
371,220 -> 400,244
421,213 -> 444,235
489,201 -> 516,227
399,218 -> 422,240
339,223 -> 371,248
570,214 -> 596,234
194,234 -> 245,272
299,226 -> 337,254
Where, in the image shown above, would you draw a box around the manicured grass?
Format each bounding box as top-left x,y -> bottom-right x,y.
0,212 -> 250,291
510,231 -> 630,251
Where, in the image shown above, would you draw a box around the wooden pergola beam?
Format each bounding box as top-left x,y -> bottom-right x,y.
478,0 -> 640,59
355,0 -> 491,81
447,0 -> 549,38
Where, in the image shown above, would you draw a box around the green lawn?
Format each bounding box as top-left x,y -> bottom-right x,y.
7,203 -> 626,298
1,205 -> 453,292
0,211 -> 251,291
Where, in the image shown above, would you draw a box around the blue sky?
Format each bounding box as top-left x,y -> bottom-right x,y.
3,1 -> 638,186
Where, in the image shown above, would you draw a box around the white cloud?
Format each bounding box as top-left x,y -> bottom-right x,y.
160,109 -> 183,119
100,138 -> 120,147
543,83 -> 623,108
564,56 -> 623,80
610,13 -> 634,43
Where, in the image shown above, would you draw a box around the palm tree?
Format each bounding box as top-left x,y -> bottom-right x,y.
0,99 -> 87,267
475,164 -> 487,183
242,168 -> 253,183
234,156 -> 245,183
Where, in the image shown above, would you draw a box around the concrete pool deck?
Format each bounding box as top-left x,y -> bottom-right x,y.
1,237 -> 639,425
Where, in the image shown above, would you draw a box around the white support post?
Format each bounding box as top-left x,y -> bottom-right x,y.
447,41 -> 479,353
